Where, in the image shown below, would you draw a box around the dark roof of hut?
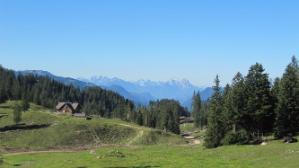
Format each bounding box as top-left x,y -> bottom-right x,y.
56,102 -> 80,110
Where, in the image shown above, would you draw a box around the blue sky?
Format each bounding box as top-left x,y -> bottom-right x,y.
0,0 -> 298,86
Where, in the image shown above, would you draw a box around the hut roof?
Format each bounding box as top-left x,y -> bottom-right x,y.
71,103 -> 80,110
56,102 -> 80,110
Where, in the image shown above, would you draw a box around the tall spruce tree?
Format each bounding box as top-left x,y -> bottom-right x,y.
271,78 -> 281,116
192,91 -> 202,128
244,63 -> 273,137
222,84 -> 232,132
204,75 -> 225,148
225,72 -> 246,133
274,56 -> 299,138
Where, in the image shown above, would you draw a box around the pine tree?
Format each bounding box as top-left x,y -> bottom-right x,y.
274,56 -> 299,138
225,72 -> 246,133
136,109 -> 144,126
0,85 -> 6,104
244,63 -> 273,138
271,78 -> 280,117
192,91 -> 202,128
13,102 -> 22,124
222,84 -> 232,132
204,75 -> 225,148
21,97 -> 30,112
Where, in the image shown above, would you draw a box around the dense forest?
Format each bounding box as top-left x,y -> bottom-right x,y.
134,99 -> 188,134
0,66 -> 134,120
190,56 -> 299,148
0,66 -> 185,134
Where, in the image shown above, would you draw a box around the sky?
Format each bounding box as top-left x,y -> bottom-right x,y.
0,0 -> 298,87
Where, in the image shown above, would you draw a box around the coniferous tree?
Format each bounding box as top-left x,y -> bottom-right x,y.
21,97 -> 30,112
166,109 -> 180,133
142,99 -> 182,134
224,72 -> 246,133
244,63 -> 273,138
274,56 -> 299,138
0,85 -> 6,104
222,84 -> 231,131
221,73 -> 251,145
271,77 -> 281,116
204,75 -> 225,148
21,99 -> 30,112
200,102 -> 209,127
136,109 -> 144,126
13,102 -> 22,124
192,91 -> 202,128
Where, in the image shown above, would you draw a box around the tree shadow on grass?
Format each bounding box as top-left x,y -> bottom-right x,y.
13,163 -> 22,167
0,124 -> 51,132
0,114 -> 8,119
0,105 -> 11,109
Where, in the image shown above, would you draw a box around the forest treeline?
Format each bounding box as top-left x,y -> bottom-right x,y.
135,99 -> 189,134
191,56 -> 299,148
0,66 -> 134,119
0,66 -> 186,134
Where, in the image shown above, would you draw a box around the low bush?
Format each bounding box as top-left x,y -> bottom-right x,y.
106,149 -> 125,158
221,129 -> 250,145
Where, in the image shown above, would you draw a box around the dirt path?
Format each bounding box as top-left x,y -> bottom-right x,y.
118,124 -> 144,145
127,130 -> 144,145
181,131 -> 201,145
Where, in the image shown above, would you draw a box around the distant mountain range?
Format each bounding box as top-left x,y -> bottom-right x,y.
80,76 -> 213,107
18,70 -> 95,88
18,70 -> 214,108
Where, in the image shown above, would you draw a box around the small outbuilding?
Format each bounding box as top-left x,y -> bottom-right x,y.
56,102 -> 81,115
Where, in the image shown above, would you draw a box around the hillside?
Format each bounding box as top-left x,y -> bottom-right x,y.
0,66 -> 136,124
2,102 -> 299,167
0,101 -> 183,152
3,132 -> 299,167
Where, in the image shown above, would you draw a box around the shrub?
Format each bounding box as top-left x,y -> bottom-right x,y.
221,129 -> 250,145
106,149 -> 125,158
13,103 -> 22,124
21,99 -> 30,112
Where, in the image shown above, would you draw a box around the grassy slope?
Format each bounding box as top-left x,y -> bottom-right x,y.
3,142 -> 299,168
0,101 -> 182,152
2,102 -> 299,167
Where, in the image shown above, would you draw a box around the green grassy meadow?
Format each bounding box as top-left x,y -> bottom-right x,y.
3,142 -> 299,168
1,101 -> 299,168
0,101 -> 182,151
